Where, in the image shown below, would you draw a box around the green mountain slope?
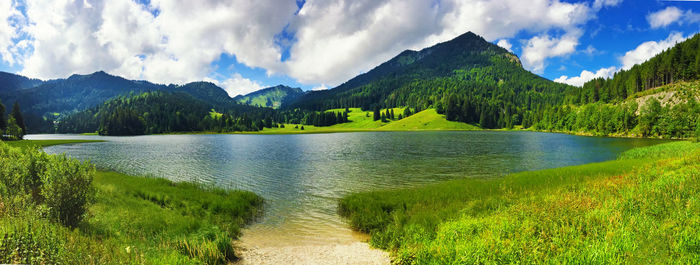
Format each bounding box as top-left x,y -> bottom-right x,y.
527,34 -> 700,139
287,31 -> 573,129
0,71 -> 43,93
233,85 -> 304,109
573,34 -> 700,104
57,91 -> 276,135
0,71 -> 245,133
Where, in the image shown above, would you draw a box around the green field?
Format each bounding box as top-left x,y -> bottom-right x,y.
340,141 -> 700,264
3,139 -> 105,148
0,141 -> 263,264
256,108 -> 479,134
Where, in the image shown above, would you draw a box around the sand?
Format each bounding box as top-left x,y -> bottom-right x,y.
235,242 -> 390,265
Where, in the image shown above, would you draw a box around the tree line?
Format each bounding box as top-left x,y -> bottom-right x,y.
571,34 -> 700,104
56,91 -> 351,135
0,99 -> 26,140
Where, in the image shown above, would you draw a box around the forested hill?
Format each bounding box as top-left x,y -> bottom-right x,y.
57,91 -> 278,135
0,72 -> 43,93
0,71 -> 240,117
572,34 -> 700,104
285,31 -> 573,128
0,71 -> 248,132
233,85 -> 304,109
527,33 -> 700,139
287,31 -> 572,111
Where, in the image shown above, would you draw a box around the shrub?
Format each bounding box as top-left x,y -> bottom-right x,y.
40,155 -> 95,227
0,143 -> 95,227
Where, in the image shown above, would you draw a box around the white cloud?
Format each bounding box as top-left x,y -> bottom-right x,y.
5,0 -> 607,87
18,0 -> 296,84
555,32 -> 689,87
214,73 -> 264,97
620,32 -> 687,70
647,7 -> 683,28
311,84 -> 328,91
497,39 -> 512,52
593,0 -> 622,10
554,66 -> 617,86
647,6 -> 700,29
521,30 -> 582,74
284,0 -> 596,84
0,0 -> 24,65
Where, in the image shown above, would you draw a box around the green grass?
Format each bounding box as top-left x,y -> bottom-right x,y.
0,141 -> 263,264
255,108 -> 480,134
82,171 -> 262,264
339,141 -> 700,264
3,139 -> 105,148
378,109 -> 479,131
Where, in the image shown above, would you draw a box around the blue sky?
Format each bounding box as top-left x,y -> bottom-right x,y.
0,0 -> 699,95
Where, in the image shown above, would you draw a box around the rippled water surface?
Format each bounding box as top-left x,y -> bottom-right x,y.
28,132 -> 664,245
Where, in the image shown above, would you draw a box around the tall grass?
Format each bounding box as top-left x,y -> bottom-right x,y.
0,141 -> 263,264
340,141 -> 700,263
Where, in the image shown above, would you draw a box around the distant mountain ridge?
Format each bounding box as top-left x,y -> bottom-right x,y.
0,71 -> 234,116
0,71 -> 44,93
233,85 -> 304,109
0,71 -> 249,133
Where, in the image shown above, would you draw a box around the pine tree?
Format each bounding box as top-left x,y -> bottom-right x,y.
11,101 -> 25,136
373,106 -> 380,121
0,99 -> 5,131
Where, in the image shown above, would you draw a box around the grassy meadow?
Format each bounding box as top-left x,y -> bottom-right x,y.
0,140 -> 263,264
4,139 -> 105,148
340,141 -> 700,264
255,108 -> 479,134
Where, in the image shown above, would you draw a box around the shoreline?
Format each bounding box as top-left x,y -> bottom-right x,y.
45,127 -> 692,140
338,141 -> 699,263
10,139 -> 391,264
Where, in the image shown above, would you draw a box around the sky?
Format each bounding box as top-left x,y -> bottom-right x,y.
0,0 -> 699,97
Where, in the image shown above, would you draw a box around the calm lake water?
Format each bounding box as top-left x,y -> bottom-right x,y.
27,132 -> 664,246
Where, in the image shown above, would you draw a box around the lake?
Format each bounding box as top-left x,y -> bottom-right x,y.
27,131 -> 665,246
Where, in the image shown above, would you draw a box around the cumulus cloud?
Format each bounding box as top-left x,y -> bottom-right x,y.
555,32 -> 689,87
284,0 -> 597,84
554,66 -> 617,86
311,84 -> 328,91
214,73 -> 264,97
4,0 -> 611,87
497,39 -> 512,52
19,0 -> 296,84
647,6 -> 700,29
522,30 -> 582,74
593,0 -> 622,10
620,32 -> 687,70
0,0 -> 24,65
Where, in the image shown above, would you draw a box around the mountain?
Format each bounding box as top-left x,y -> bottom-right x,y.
0,71 -> 252,133
57,91 -> 274,135
285,31 -> 572,129
0,71 -> 44,94
233,85 -> 304,109
0,71 -> 165,116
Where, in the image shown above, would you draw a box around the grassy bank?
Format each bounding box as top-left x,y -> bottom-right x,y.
4,139 -> 105,148
340,141 -> 700,263
0,141 -> 263,264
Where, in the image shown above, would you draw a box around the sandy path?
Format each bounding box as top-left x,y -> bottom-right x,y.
235,242 -> 390,265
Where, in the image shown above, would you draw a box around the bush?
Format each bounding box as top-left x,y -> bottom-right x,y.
40,155 -> 95,227
0,143 -> 95,227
